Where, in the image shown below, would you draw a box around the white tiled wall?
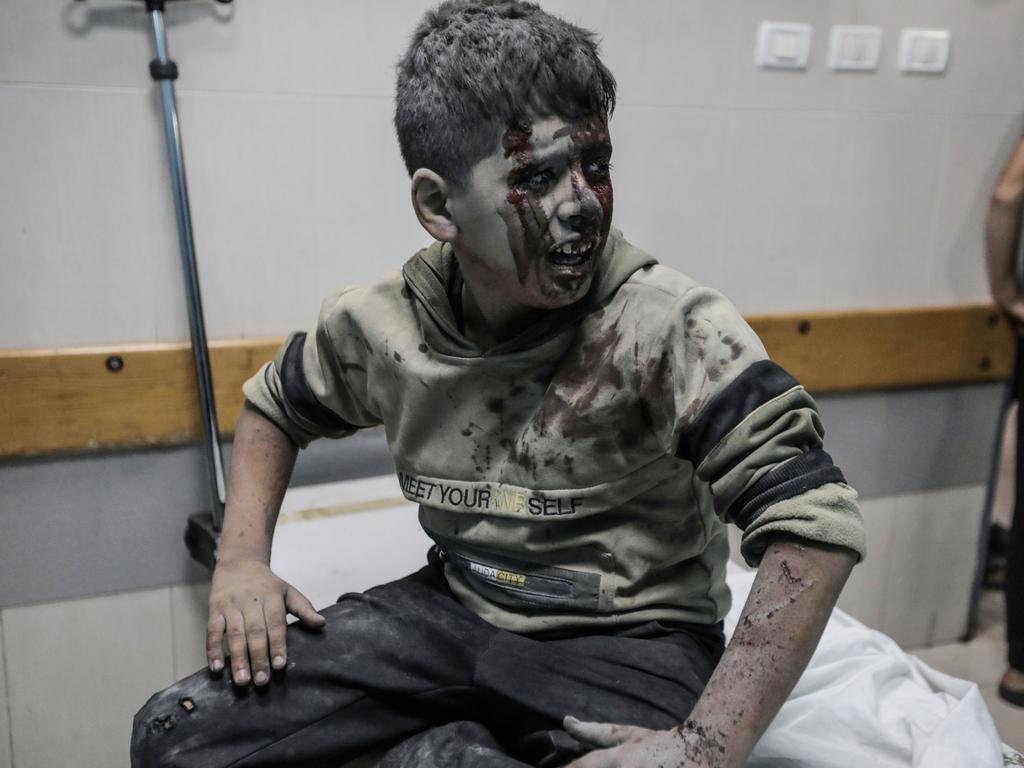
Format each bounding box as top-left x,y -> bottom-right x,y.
1,589 -> 176,768
830,491 -> 897,630
2,0 -> 1024,347
878,485 -> 988,647
846,486 -> 989,647
0,616 -> 12,768
169,583 -> 211,680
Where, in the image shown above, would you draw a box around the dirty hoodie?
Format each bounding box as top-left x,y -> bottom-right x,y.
244,229 -> 866,634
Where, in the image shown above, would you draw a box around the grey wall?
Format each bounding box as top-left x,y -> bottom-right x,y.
818,383 -> 1006,498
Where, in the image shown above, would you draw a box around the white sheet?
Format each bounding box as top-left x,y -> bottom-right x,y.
724,562 -> 1011,767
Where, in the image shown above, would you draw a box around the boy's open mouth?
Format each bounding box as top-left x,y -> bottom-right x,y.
546,237 -> 598,269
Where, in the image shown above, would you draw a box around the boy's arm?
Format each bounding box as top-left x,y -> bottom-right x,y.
205,402 -> 326,687
986,137 -> 1024,325
563,287 -> 863,766
565,536 -> 855,768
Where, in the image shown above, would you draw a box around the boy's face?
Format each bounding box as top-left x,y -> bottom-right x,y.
447,114 -> 614,310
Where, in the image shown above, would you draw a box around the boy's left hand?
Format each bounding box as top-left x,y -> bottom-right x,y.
562,716 -> 714,768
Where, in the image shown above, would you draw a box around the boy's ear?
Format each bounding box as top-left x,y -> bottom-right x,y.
411,169 -> 458,242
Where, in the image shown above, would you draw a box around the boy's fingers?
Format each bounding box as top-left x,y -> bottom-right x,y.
563,751 -> 616,768
224,608 -> 251,685
241,600 -> 271,686
206,611 -> 226,672
562,717 -> 641,748
263,596 -> 288,670
285,586 -> 326,628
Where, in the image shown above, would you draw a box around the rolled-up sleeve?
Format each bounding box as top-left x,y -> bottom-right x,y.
655,286 -> 866,566
243,288 -> 381,448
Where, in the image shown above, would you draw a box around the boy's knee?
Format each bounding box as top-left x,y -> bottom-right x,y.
130,683 -> 206,768
379,721 -> 505,768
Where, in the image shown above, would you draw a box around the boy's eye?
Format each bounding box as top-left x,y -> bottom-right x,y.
522,169 -> 555,191
584,160 -> 612,179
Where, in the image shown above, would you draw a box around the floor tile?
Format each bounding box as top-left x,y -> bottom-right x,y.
910,587 -> 1023,755
912,637 -> 1006,689
3,588 -> 174,768
980,685 -> 1024,754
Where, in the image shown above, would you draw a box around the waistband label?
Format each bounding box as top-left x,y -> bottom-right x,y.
468,561 -> 527,589
432,535 -> 602,611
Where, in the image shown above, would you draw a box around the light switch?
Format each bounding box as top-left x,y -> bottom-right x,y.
828,25 -> 882,71
897,28 -> 951,73
755,21 -> 813,70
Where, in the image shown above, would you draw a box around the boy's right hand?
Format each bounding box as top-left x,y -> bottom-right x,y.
207,558 -> 326,686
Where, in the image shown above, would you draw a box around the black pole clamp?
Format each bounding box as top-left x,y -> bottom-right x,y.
149,58 -> 179,81
146,0 -> 233,7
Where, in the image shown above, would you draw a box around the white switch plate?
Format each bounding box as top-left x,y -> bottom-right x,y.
898,28 -> 951,73
755,21 -> 813,70
828,25 -> 882,71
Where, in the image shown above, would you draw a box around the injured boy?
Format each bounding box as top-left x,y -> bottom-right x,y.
132,2 -> 865,766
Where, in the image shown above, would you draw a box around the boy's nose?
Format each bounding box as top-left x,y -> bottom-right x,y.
555,173 -> 601,232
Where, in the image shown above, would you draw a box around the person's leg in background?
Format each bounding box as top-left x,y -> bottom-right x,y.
1002,339 -> 1024,706
986,402 -> 1016,587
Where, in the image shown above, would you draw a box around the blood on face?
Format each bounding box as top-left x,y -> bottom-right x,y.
498,115 -> 614,300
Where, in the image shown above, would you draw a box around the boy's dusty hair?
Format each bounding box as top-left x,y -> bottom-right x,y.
395,0 -> 616,187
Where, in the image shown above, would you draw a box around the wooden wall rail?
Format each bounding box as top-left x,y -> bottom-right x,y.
0,305 -> 1014,459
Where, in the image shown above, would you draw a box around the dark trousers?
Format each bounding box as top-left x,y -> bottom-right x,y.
1010,339 -> 1024,670
131,555 -> 723,768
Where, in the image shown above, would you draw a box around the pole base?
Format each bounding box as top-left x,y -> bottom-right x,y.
185,512 -> 220,571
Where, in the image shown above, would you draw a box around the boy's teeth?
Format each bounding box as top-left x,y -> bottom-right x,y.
549,239 -> 594,265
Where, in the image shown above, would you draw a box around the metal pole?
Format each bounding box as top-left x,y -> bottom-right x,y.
967,340 -> 1018,639
148,7 -> 227,529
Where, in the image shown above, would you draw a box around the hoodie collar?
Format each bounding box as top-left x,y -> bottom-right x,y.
402,227 -> 657,358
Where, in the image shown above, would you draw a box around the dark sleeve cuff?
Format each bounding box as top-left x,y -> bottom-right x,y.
728,449 -> 846,529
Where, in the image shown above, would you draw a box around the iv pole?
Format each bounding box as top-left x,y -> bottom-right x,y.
76,0 -> 234,568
